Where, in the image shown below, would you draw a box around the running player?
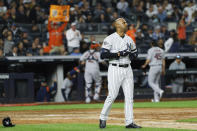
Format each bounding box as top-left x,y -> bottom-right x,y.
141,40 -> 165,102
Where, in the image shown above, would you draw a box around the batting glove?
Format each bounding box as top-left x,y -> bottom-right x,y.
119,49 -> 130,57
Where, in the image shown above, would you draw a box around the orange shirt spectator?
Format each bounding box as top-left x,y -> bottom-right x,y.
126,21 -> 140,43
177,20 -> 186,40
126,27 -> 136,43
48,20 -> 68,47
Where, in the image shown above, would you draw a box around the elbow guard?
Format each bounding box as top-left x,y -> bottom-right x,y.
100,48 -> 119,59
129,50 -> 138,60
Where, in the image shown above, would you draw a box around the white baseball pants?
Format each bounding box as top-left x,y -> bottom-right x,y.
100,64 -> 134,126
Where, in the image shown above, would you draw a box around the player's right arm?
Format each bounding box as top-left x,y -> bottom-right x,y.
100,38 -> 120,59
162,59 -> 166,75
141,49 -> 151,68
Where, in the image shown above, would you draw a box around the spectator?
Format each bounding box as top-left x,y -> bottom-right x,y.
116,0 -> 129,16
152,25 -> 164,40
135,29 -> 144,45
15,5 -> 29,23
110,12 -> 119,22
80,34 -> 89,53
172,6 -> 182,22
169,55 -> 186,93
177,15 -> 191,45
3,35 -> 14,55
164,11 -> 175,22
126,21 -> 140,43
27,42 -> 39,56
164,30 -> 177,52
6,46 -> 18,56
9,6 -> 17,22
66,22 -> 82,54
69,7 -> 77,23
161,25 -> 169,40
145,27 -> 153,40
33,37 -> 41,49
21,31 -> 31,49
157,7 -> 167,23
146,4 -> 157,19
17,41 -> 26,56
183,1 -> 196,22
38,48 -> 43,56
47,20 -> 68,55
10,23 -> 22,41
107,21 -> 116,35
93,3 -> 105,20
31,24 -> 40,33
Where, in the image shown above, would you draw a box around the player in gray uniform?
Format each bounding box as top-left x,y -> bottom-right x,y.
169,55 -> 186,93
99,18 -> 141,129
142,40 -> 165,102
61,66 -> 80,101
80,42 -> 104,103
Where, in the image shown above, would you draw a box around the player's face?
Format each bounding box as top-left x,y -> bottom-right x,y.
117,18 -> 128,32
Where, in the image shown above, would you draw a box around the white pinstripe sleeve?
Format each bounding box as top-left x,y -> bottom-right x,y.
102,38 -> 112,50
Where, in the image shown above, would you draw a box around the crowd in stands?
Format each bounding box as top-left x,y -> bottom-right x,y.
0,0 -> 197,57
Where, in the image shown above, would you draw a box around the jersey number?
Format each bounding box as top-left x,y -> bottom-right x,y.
154,53 -> 162,60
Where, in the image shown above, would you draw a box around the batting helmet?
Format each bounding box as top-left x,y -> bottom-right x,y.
2,117 -> 15,127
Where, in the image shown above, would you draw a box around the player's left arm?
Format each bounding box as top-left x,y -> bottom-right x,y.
128,38 -> 138,60
162,59 -> 166,75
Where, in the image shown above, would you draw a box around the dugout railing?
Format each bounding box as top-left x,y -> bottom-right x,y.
0,53 -> 197,103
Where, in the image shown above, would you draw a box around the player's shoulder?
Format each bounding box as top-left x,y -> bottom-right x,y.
103,33 -> 116,44
125,34 -> 135,43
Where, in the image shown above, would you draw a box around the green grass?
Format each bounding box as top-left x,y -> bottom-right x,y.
177,118 -> 197,123
0,123 -> 195,131
0,100 -> 197,111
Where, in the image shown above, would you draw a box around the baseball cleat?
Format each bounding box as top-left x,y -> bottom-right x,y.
99,119 -> 106,128
93,93 -> 99,101
151,99 -> 159,102
126,123 -> 142,128
85,97 -> 91,103
159,90 -> 164,99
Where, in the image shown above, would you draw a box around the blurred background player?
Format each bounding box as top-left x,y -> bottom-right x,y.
36,79 -> 57,102
80,41 -> 105,103
169,55 -> 186,93
141,40 -> 165,102
61,66 -> 80,101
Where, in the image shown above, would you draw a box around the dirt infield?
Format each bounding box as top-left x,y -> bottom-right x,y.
0,108 -> 197,130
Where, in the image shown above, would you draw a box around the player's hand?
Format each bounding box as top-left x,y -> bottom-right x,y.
119,49 -> 130,57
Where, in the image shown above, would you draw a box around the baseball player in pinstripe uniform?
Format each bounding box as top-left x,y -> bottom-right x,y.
80,42 -> 104,103
142,40 -> 165,102
99,18 -> 141,129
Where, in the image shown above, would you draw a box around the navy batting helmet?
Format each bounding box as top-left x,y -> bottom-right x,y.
2,117 -> 15,127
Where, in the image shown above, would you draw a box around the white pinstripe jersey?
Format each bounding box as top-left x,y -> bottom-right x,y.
147,47 -> 165,66
102,32 -> 136,64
